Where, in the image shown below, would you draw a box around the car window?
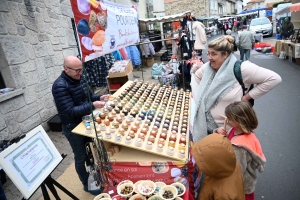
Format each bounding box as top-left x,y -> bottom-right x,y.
250,18 -> 270,26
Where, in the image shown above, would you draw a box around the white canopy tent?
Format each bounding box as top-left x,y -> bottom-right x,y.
275,3 -> 300,16
139,11 -> 191,23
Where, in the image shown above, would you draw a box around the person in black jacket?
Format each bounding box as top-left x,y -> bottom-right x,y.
281,17 -> 294,39
52,55 -> 109,195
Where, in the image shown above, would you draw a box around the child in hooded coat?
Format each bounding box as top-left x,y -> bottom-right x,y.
192,133 -> 245,200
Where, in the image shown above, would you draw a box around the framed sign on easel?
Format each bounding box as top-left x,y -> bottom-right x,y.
0,125 -> 77,199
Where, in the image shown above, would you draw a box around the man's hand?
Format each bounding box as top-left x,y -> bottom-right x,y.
215,127 -> 227,135
100,94 -> 110,102
93,101 -> 106,108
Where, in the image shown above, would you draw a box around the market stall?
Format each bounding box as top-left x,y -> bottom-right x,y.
72,80 -> 200,199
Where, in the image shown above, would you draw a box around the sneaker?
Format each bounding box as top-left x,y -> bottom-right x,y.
83,185 -> 101,196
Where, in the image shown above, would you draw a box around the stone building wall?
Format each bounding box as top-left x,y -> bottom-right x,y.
164,0 -> 209,18
0,0 -> 78,140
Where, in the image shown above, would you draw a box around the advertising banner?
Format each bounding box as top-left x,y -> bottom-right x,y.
70,0 -> 140,62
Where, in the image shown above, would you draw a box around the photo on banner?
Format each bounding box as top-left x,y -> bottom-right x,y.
70,0 -> 140,62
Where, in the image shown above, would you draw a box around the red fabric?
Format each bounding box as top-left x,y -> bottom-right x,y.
245,192 -> 254,200
227,128 -> 245,141
183,189 -> 195,200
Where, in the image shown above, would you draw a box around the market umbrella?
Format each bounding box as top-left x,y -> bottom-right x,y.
275,3 -> 300,16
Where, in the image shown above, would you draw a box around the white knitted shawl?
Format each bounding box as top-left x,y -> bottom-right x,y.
192,54 -> 237,143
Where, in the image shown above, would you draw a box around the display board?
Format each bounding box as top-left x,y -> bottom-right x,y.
72,81 -> 191,162
0,125 -> 62,199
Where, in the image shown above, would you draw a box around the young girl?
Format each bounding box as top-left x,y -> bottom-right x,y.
215,101 -> 266,200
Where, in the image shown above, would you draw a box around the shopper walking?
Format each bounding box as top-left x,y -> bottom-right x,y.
215,101 -> 266,200
52,55 -> 109,195
192,21 -> 207,56
192,36 -> 282,142
236,25 -> 255,61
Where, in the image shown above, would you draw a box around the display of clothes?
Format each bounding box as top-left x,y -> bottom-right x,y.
140,37 -> 155,58
125,46 -> 141,67
148,30 -> 163,52
84,53 -> 115,87
178,34 -> 192,59
112,50 -> 123,60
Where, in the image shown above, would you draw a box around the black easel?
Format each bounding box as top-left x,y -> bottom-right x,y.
22,154 -> 79,200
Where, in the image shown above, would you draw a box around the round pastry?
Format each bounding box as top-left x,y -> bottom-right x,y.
167,146 -> 174,156
159,133 -> 167,140
104,119 -> 110,126
114,133 -> 122,142
135,138 -> 143,147
158,138 -> 165,145
145,141 -> 153,150
118,128 -> 125,136
128,131 -> 135,139
168,140 -> 175,148
125,136 -> 132,144
104,131 -> 111,139
148,135 -> 155,143
95,116 -> 102,123
156,144 -> 164,153
85,126 -> 92,134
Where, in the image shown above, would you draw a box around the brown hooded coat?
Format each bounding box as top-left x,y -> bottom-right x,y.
192,134 -> 245,200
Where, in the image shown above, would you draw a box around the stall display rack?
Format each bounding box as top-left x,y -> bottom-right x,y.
72,81 -> 191,162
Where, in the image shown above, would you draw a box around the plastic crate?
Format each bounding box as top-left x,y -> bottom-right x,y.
47,114 -> 62,132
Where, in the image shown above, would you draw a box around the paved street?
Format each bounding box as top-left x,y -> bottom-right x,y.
2,33 -> 300,200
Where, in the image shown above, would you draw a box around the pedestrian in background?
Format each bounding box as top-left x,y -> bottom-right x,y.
236,25 -> 255,61
192,21 -> 207,56
215,101 -> 266,200
280,17 -> 294,39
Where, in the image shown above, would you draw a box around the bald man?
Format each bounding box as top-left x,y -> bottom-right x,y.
52,56 -> 109,195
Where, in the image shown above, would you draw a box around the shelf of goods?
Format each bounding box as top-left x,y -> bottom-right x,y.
72,81 -> 191,162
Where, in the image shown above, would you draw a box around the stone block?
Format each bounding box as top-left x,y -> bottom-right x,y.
35,2 -> 45,8
33,42 -> 48,57
17,25 -> 26,36
60,36 -> 68,49
51,0 -> 60,7
0,95 -> 26,114
23,70 -> 39,86
23,85 -> 37,104
38,33 -> 49,41
0,13 -> 8,35
36,13 -> 46,33
20,113 -> 41,133
53,51 -> 64,66
35,80 -> 49,92
24,0 -> 36,6
53,44 -> 62,51
47,9 -> 59,19
46,67 -> 56,84
39,108 -> 53,122
27,29 -> 39,44
23,43 -> 35,60
36,87 -> 51,99
10,65 -> 26,88
0,1 -> 9,12
2,12 -> 18,35
36,60 -> 48,81
20,60 -> 36,73
4,112 -> 20,134
17,102 -> 43,122
49,36 -> 60,45
46,41 -> 54,56
28,11 -> 35,18
26,5 -> 35,12
66,29 -> 77,47
0,127 -> 9,140
0,113 -> 6,131
23,15 -> 38,32
60,4 -> 73,18
42,8 -> 50,22
23,35 -> 28,43
45,22 -> 52,34
59,16 -> 69,29
8,2 -> 23,25
44,0 -> 52,9
43,56 -> 55,68
18,4 -> 28,16
42,93 -> 55,109
50,18 -> 60,29
0,36 -> 28,65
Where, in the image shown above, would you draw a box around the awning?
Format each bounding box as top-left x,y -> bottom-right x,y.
275,3 -> 300,16
239,8 -> 266,14
139,11 -> 191,23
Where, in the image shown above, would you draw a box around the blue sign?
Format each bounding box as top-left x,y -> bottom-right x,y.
266,10 -> 272,17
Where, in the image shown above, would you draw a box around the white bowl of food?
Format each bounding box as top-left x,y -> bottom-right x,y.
93,193 -> 111,200
159,185 -> 178,200
154,182 -> 166,194
148,194 -> 163,200
117,182 -> 134,197
129,193 -> 146,200
170,182 -> 186,197
138,180 -> 156,196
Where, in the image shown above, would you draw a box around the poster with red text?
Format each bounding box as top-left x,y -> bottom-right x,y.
70,0 -> 139,62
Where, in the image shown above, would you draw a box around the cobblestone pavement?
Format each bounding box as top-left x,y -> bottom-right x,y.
2,131 -> 74,200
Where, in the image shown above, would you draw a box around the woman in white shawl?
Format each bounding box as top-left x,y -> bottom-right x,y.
192,21 -> 206,56
192,36 -> 282,143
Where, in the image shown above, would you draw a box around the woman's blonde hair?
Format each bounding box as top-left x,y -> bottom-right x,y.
225,101 -> 258,134
208,36 -> 235,55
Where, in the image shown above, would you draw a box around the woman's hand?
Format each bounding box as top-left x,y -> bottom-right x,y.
100,94 -> 110,102
241,93 -> 251,102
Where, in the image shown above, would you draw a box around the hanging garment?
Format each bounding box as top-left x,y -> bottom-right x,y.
126,46 -> 141,66
178,34 -> 192,59
149,30 -> 163,52
84,54 -> 114,87
140,38 -> 155,58
119,48 -> 129,60
112,50 -> 123,60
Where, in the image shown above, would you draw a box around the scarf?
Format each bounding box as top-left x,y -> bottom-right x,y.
192,54 -> 237,143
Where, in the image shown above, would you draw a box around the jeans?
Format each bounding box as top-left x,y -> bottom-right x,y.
239,48 -> 251,61
62,124 -> 92,188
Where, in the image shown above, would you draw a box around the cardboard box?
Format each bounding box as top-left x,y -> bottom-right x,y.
296,58 -> 300,66
108,60 -> 133,78
142,57 -> 154,67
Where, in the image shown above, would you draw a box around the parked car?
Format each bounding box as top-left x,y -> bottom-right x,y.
249,17 -> 273,37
